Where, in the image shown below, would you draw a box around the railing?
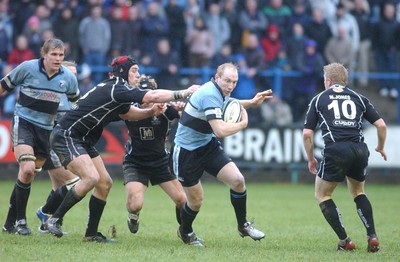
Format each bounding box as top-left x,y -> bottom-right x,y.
1,63 -> 399,122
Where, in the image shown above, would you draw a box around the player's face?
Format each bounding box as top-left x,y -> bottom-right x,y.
128,64 -> 141,86
215,68 -> 238,96
323,75 -> 331,89
43,48 -> 65,75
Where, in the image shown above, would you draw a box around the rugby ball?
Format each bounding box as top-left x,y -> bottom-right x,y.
222,98 -> 242,123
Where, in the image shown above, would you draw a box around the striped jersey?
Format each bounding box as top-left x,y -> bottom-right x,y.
304,84 -> 381,144
1,59 -> 79,130
174,79 -> 228,151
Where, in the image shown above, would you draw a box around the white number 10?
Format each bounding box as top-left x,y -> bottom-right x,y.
327,100 -> 356,119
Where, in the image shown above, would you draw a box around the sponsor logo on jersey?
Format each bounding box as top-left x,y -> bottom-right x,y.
139,127 -> 155,140
332,119 -> 356,127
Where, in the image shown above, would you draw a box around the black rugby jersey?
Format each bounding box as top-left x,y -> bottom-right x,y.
59,77 -> 147,146
124,104 -> 180,161
304,85 -> 381,144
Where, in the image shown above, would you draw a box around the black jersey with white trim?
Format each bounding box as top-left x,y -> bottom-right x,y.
304,85 -> 381,144
59,77 -> 147,146
124,104 -> 180,161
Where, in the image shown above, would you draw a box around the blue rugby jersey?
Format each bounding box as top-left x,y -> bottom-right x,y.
174,79 -> 228,151
1,59 -> 79,130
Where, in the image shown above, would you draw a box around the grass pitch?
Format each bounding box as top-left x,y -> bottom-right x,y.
0,179 -> 399,261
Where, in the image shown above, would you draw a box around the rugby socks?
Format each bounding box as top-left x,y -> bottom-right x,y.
319,199 -> 348,240
42,186 -> 68,214
15,179 -> 31,221
85,195 -> 106,237
4,185 -> 17,229
52,186 -> 83,220
354,194 -> 376,236
176,206 -> 182,225
180,202 -> 198,234
230,189 -> 247,227
46,190 -> 54,203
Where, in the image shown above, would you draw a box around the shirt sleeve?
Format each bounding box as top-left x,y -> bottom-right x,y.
303,96 -> 318,130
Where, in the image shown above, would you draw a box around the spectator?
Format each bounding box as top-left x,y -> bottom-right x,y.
165,0 -> 187,62
288,0 -> 312,29
109,0 -> 130,20
328,2 -> 360,69
262,0 -> 292,41
203,2 -> 230,55
238,0 -> 268,41
141,2 -> 169,57
221,0 -> 242,54
371,2 -> 399,98
79,4 -> 111,83
260,24 -> 282,67
0,0 -> 13,62
324,25 -> 355,72
211,42 -> 235,69
8,0 -> 35,37
290,39 -> 325,122
108,6 -> 128,58
23,16 -> 42,58
304,7 -> 333,57
260,96 -> 293,127
125,4 -> 143,59
7,35 -> 35,66
350,0 -> 372,88
147,38 -> 181,90
308,0 -> 337,20
53,7 -> 80,62
183,0 -> 201,30
286,22 -> 308,68
185,15 -> 214,83
234,33 -> 265,124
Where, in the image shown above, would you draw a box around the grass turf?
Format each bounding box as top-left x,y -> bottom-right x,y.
0,179 -> 399,261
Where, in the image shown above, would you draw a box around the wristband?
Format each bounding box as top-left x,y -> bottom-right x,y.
173,90 -> 187,100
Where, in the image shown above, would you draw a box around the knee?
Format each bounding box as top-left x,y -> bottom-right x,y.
126,197 -> 143,213
189,194 -> 203,210
97,175 -> 113,193
175,192 -> 187,208
230,174 -> 246,192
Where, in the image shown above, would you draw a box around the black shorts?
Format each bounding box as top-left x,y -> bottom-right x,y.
11,116 -> 51,159
42,149 -> 62,171
123,155 -> 175,186
318,142 -> 369,182
50,125 -> 99,167
169,137 -> 232,187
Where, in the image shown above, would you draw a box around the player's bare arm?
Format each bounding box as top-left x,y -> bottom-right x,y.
209,106 -> 248,138
240,89 -> 273,109
373,118 -> 387,161
142,85 -> 200,104
303,128 -> 318,175
119,104 -> 164,121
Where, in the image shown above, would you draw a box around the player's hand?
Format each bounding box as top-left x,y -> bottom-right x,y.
186,84 -> 201,97
170,101 -> 186,111
151,103 -> 166,116
238,105 -> 248,128
251,89 -> 273,107
375,148 -> 387,161
308,158 -> 318,175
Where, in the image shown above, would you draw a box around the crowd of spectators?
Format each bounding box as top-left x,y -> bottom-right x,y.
1,0 -> 400,123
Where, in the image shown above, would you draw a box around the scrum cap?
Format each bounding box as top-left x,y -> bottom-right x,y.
110,56 -> 137,81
